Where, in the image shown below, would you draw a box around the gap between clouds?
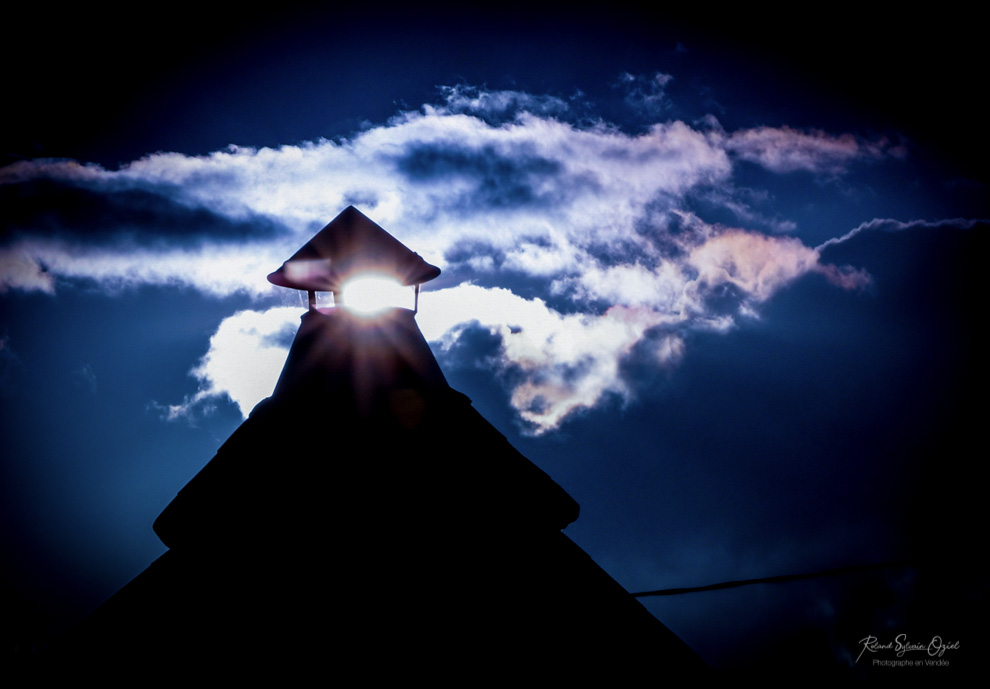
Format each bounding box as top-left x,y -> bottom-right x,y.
0,81 -> 924,431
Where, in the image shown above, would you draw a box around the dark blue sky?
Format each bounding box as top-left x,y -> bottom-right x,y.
3,4 -> 986,678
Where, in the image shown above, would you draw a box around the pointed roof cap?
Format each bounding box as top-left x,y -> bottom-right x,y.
267,206 -> 441,293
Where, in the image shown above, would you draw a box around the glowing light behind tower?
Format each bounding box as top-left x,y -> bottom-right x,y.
340,274 -> 411,315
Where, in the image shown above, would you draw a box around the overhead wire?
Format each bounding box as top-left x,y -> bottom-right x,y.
630,560 -> 915,597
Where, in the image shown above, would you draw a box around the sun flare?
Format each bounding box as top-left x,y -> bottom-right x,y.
340,274 -> 411,316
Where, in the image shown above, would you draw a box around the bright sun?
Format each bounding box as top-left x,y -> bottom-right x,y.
340,274 -> 410,315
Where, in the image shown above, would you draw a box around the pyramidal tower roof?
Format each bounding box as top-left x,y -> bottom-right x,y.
267,205 -> 441,293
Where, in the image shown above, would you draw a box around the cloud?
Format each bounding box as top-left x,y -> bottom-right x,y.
725,126 -> 892,174
0,177 -> 283,243
815,216 -> 989,251
164,307 -> 301,420
187,289 -> 681,434
0,82 -> 905,431
435,84 -> 573,124
0,238 -> 285,297
615,72 -> 674,115
422,285 -> 684,430
395,142 -> 568,210
688,229 -> 821,302
0,247 -> 54,293
189,212 -> 860,434
2,90 -> 888,298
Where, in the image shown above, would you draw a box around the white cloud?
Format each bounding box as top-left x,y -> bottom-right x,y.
189,288 -> 680,434
167,307 -> 301,420
182,210 -> 854,434
687,229 -> 820,302
0,247 -> 55,293
0,238 -> 285,296
725,126 -> 887,174
0,104 -> 735,294
1,84 -> 894,432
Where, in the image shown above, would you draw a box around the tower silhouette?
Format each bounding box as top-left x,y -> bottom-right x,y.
67,207 -> 708,680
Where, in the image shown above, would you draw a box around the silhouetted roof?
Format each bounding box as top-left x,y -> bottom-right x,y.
152,308 -> 580,549
267,206 -> 441,292
65,223 -> 709,678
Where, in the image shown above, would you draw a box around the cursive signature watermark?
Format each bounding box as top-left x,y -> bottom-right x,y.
856,634 -> 960,665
